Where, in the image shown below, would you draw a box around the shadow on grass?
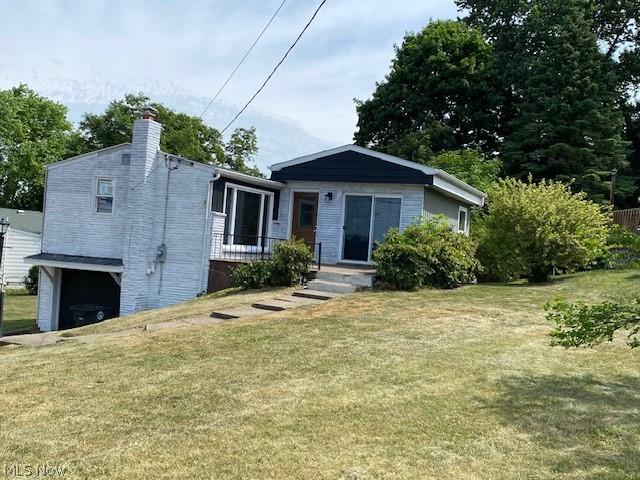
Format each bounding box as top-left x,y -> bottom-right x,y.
487,374 -> 640,477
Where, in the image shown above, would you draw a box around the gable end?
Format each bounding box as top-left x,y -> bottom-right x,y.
270,151 -> 433,184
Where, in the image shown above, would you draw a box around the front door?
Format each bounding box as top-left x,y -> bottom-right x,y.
291,192 -> 318,245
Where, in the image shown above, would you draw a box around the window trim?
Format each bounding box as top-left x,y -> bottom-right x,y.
94,177 -> 115,216
222,182 -> 274,249
457,205 -> 468,234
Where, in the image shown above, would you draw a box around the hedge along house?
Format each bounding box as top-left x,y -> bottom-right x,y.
27,110 -> 484,332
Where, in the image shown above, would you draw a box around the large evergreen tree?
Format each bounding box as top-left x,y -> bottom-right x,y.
354,20 -> 503,161
458,0 -> 639,203
500,1 -> 628,202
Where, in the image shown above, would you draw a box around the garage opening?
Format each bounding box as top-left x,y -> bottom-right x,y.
58,269 -> 121,330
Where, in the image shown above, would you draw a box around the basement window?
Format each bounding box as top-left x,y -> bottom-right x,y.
95,178 -> 115,215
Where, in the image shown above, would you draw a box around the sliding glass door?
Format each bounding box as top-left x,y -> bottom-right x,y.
342,195 -> 373,262
342,195 -> 401,262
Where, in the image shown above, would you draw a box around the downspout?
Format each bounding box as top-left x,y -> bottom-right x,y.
199,169 -> 221,294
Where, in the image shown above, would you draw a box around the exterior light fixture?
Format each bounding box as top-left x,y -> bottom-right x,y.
325,192 -> 333,201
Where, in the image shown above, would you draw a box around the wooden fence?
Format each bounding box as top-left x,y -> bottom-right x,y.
613,208 -> 640,232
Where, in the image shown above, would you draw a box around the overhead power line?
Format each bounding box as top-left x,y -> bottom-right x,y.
199,0 -> 289,119
220,0 -> 328,134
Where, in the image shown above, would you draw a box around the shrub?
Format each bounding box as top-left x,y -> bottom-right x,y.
232,238 -> 313,290
233,260 -> 272,289
270,237 -> 314,286
24,265 -> 39,295
605,224 -> 640,269
547,298 -> 640,349
474,178 -> 611,282
373,216 -> 479,290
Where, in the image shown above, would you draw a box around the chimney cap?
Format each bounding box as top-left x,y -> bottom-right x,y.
139,105 -> 158,121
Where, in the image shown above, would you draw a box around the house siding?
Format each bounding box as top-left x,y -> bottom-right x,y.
36,120 -> 219,330
4,228 -> 41,285
274,182 -> 424,264
42,146 -> 131,260
423,187 -> 468,230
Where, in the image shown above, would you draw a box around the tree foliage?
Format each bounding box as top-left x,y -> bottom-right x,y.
426,150 -> 500,192
355,20 -> 502,160
457,0 -> 640,204
0,85 -> 72,210
548,298 -> 640,348
70,93 -> 260,174
474,178 -> 611,282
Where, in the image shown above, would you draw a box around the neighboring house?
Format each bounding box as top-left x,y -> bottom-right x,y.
27,109 -> 485,332
0,208 -> 43,287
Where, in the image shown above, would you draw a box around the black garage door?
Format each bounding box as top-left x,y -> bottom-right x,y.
58,269 -> 120,330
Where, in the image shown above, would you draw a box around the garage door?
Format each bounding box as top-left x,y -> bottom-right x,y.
58,269 -> 120,330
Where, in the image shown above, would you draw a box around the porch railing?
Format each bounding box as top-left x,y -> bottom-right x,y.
210,233 -> 322,270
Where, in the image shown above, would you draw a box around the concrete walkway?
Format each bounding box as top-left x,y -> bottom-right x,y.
1,288 -> 344,348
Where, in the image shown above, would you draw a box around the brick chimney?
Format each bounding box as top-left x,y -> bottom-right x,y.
120,106 -> 163,315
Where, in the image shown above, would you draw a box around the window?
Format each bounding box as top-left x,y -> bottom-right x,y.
298,199 -> 315,227
95,178 -> 114,214
223,184 -> 273,247
458,206 -> 468,233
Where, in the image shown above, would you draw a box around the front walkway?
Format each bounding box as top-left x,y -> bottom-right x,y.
0,288 -> 346,348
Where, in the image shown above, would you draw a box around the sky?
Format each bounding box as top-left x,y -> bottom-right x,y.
0,0 -> 460,164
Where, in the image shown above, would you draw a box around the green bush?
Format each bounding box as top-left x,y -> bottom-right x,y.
233,261 -> 272,289
232,238 -> 313,290
270,237 -> 314,286
24,265 -> 39,295
605,224 -> 640,269
373,216 -> 479,290
474,178 -> 611,282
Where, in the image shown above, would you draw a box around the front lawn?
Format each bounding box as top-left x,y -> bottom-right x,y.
2,289 -> 37,334
0,269 -> 638,479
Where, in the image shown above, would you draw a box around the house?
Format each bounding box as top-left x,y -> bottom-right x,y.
27,108 -> 485,332
0,208 -> 43,287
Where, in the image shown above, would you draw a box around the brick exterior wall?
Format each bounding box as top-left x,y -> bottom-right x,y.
37,120 -> 218,330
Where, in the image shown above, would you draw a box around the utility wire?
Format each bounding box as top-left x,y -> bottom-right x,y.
198,0 -> 289,119
220,0 -> 328,134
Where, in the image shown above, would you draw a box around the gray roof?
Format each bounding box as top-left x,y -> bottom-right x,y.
26,253 -> 123,267
0,208 -> 43,234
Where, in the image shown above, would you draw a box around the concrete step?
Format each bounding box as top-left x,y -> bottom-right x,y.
307,279 -> 359,294
315,271 -> 375,287
292,290 -> 343,301
252,299 -> 298,312
210,306 -> 272,320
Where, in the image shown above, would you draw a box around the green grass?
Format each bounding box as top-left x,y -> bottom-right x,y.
1,269 -> 639,479
2,289 -> 37,334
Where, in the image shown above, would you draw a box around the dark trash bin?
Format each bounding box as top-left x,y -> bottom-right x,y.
69,304 -> 115,328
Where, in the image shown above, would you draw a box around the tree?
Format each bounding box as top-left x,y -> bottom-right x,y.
501,1 -> 629,203
225,127 -> 261,176
426,149 -> 500,192
474,177 -> 611,282
457,0 -> 639,203
354,20 -> 503,160
71,93 -> 260,173
0,85 -> 72,210
547,298 -> 640,349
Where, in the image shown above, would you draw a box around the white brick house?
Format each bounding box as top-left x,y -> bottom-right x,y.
28,110 -> 485,331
